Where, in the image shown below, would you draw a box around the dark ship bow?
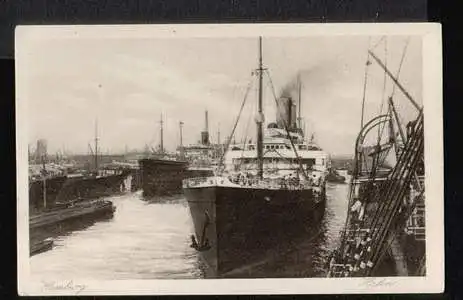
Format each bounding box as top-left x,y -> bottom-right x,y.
184,180 -> 326,277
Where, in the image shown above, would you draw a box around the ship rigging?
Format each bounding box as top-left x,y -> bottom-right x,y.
327,37 -> 425,277
183,36 -> 330,277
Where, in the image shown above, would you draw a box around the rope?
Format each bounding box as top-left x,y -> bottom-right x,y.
391,37 -> 411,99
331,114 -> 423,277
360,40 -> 372,130
367,113 -> 423,234
377,38 -> 389,144
372,36 -> 386,50
369,189 -> 424,275
362,139 -> 423,276
357,116 -> 423,275
364,118 -> 423,271
331,37 -> 421,277
264,69 -> 309,180
237,97 -> 256,170
217,76 -> 256,173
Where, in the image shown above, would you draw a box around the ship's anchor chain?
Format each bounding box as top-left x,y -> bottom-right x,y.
190,210 -> 211,252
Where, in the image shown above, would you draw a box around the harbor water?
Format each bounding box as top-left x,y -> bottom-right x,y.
30,183 -> 349,280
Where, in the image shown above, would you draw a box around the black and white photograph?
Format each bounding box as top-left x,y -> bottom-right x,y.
16,24 -> 443,295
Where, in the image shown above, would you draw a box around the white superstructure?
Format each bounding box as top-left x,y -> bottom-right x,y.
223,125 -> 330,180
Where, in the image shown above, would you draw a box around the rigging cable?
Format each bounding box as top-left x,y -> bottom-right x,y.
217,76 -> 256,173
264,69 -> 309,180
359,115 -> 424,274
369,189 -> 425,276
386,38 -> 411,149
372,35 -> 386,50
332,37 -> 419,277
335,123 -> 423,277
391,37 -> 411,99
377,38 -> 389,145
364,134 -> 423,276
359,39 -> 414,234
360,37 -> 372,130
239,94 -> 256,168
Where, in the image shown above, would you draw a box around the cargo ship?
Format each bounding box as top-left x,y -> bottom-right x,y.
183,37 -> 330,277
29,169 -> 129,213
29,121 -> 127,255
29,122 -> 130,213
327,40 -> 425,277
139,112 -> 217,197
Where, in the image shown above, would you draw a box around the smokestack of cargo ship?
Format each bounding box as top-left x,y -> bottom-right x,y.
276,97 -> 297,131
201,110 -> 210,145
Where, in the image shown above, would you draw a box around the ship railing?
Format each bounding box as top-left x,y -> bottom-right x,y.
183,176 -> 211,187
352,177 -> 389,184
247,177 -> 318,190
327,263 -> 353,277
405,216 -> 426,241
182,175 -> 316,190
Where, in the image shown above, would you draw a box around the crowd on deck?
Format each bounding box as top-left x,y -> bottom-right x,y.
227,171 -> 323,189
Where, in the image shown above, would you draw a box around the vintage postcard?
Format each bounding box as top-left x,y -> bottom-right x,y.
16,23 -> 443,295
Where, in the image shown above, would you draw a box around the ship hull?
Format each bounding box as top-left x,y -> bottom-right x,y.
29,172 -> 128,213
139,158 -> 213,197
29,200 -> 115,256
184,185 -> 326,277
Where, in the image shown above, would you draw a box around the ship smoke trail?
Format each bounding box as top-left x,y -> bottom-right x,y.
279,73 -> 301,99
278,69 -> 314,99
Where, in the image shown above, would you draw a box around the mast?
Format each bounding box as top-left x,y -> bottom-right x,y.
179,121 -> 184,148
297,73 -> 302,131
160,113 -> 164,153
42,154 -> 47,208
368,50 -> 421,111
256,36 -> 264,179
94,118 -> 99,172
217,123 -> 221,158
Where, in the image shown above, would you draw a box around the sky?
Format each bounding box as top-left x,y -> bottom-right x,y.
21,34 -> 422,156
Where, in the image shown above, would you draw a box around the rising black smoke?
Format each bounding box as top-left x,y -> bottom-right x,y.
279,72 -> 301,99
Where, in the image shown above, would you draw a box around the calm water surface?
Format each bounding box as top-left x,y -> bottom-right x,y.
30,183 -> 349,280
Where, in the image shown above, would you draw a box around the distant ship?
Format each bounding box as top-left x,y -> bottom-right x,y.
28,121 -> 129,256
326,168 -> 352,184
179,110 -> 223,171
28,121 -> 130,214
183,37 -> 330,277
139,112 -> 217,197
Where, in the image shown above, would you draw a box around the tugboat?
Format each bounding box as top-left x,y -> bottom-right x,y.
183,37 -> 330,277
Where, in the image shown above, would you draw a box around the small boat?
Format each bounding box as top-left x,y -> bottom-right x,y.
326,169 -> 347,183
30,238 -> 54,256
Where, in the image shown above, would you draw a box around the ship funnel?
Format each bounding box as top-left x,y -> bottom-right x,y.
276,97 -> 297,130
201,110 -> 210,145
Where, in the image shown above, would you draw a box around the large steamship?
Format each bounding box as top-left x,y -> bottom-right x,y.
139,112 -> 216,197
183,37 -> 330,277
